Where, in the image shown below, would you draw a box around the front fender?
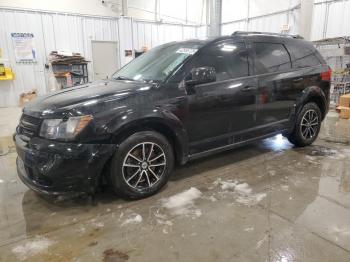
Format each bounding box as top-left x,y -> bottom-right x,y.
105,108 -> 189,164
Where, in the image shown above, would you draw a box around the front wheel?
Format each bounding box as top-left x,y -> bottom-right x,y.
110,131 -> 174,199
287,102 -> 322,147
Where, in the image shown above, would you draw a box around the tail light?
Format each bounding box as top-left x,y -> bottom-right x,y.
320,68 -> 332,81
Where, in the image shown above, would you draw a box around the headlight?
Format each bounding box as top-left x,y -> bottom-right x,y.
39,115 -> 93,140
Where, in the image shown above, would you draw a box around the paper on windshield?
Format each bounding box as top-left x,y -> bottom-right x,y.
176,48 -> 198,55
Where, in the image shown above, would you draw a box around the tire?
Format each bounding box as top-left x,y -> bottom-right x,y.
287,102 -> 322,147
110,131 -> 174,199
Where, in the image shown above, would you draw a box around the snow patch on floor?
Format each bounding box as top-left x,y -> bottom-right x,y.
236,192 -> 267,205
92,221 -> 104,228
305,155 -> 319,163
12,236 -> 55,261
244,227 -> 254,232
161,187 -> 202,218
121,213 -> 142,226
235,183 -> 252,194
205,195 -> 217,202
213,179 -> 267,205
157,219 -> 173,226
281,185 -> 289,191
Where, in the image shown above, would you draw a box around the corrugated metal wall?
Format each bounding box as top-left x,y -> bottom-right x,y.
0,9 -> 204,107
221,0 -> 350,41
131,21 -> 200,50
221,0 -> 300,36
312,0 -> 350,40
221,8 -> 300,36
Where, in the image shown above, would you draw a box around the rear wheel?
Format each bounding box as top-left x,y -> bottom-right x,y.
110,131 -> 174,199
287,102 -> 322,147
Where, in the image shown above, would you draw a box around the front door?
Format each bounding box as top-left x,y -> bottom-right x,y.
182,40 -> 258,154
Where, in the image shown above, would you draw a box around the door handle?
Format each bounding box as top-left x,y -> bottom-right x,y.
241,86 -> 255,92
293,77 -> 304,83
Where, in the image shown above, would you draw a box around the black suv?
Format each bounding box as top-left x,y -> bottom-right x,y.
15,32 -> 331,199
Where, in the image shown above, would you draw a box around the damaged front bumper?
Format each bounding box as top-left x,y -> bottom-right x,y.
15,135 -> 116,196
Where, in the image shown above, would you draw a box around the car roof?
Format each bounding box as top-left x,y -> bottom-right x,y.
177,32 -> 303,45
169,31 -> 309,51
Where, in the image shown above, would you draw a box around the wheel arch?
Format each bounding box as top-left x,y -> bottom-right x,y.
296,86 -> 328,120
111,117 -> 189,165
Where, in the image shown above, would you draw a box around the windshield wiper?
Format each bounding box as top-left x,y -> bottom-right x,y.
114,76 -> 134,81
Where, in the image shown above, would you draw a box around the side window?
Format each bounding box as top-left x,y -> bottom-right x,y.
189,41 -> 248,82
252,42 -> 291,74
285,42 -> 321,68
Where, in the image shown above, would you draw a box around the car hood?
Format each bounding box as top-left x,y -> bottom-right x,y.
25,80 -> 153,114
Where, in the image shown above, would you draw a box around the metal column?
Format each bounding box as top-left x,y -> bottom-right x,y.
208,0 -> 222,37
299,0 -> 314,40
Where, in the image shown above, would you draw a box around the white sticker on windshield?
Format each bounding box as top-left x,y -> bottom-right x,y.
176,48 -> 198,55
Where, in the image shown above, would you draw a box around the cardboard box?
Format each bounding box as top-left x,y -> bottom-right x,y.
19,89 -> 37,107
336,106 -> 350,119
338,93 -> 350,107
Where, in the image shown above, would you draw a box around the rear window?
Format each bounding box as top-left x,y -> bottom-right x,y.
285,41 -> 322,68
252,42 -> 291,74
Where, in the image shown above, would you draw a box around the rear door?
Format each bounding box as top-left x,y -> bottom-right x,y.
250,40 -> 294,133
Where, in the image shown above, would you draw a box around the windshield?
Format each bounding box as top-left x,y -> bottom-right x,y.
112,42 -> 203,82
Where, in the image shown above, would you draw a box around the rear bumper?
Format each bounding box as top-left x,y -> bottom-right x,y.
15,135 -> 116,196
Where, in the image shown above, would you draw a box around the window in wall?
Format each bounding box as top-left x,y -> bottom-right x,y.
252,42 -> 291,74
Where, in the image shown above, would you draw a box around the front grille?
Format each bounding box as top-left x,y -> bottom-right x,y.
18,114 -> 42,139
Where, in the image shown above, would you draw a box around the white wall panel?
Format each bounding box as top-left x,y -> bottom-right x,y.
221,8 -> 300,36
311,3 -> 327,40
196,25 -> 208,39
183,26 -> 197,40
249,0 -> 299,17
326,1 -> 350,38
221,21 -> 247,36
222,0 -> 248,23
311,0 -> 350,40
0,10 -> 47,107
118,17 -> 133,66
52,15 -> 84,53
132,21 -> 202,49
248,13 -> 287,33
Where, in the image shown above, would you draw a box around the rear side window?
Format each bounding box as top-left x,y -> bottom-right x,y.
252,42 -> 291,74
285,41 -> 322,68
189,41 -> 249,81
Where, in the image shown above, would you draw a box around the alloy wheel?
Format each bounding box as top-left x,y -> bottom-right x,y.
300,109 -> 319,140
122,142 -> 166,190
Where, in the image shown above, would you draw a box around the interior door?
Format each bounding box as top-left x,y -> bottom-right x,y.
183,40 -> 258,153
92,41 -> 119,80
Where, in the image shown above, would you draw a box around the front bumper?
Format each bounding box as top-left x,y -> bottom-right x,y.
15,135 -> 116,196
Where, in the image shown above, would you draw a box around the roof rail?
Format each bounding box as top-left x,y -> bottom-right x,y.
232,31 -> 303,39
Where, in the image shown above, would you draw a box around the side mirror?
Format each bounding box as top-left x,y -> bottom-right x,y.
185,66 -> 216,86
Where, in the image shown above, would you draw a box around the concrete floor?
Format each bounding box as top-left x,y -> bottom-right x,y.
0,108 -> 350,262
